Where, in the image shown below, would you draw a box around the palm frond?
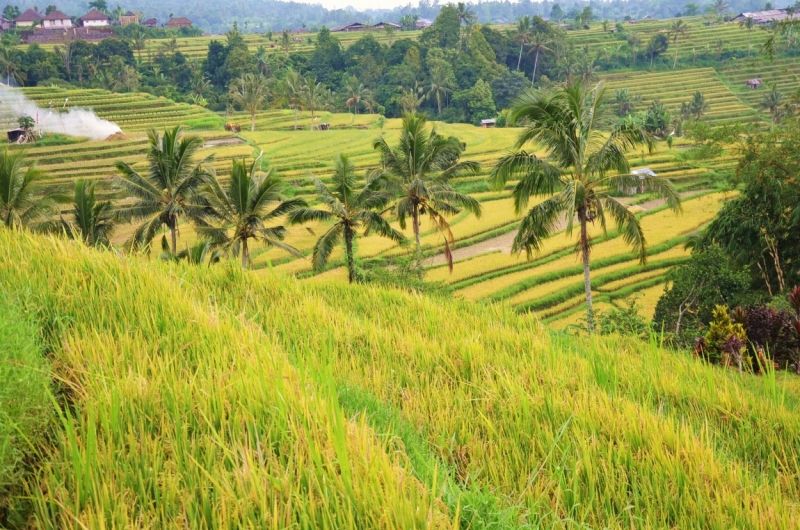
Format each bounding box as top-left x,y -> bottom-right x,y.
601,195 -> 648,264
513,194 -> 566,259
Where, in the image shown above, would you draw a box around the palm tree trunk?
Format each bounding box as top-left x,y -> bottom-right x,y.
580,217 -> 594,333
344,225 -> 355,283
532,50 -> 540,86
170,226 -> 177,256
413,204 -> 423,280
250,111 -> 256,132
241,237 -> 248,269
437,92 -> 442,114
293,107 -> 298,130
517,41 -> 524,70
673,43 -> 678,68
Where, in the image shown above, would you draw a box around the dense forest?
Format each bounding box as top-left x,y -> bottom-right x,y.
2,0 -> 791,33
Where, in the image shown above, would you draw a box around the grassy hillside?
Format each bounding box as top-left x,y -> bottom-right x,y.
2,229 -> 799,528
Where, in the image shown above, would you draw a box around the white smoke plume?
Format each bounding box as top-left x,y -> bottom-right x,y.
0,84 -> 121,141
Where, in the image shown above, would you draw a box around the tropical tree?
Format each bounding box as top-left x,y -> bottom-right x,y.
613,88 -> 641,117
61,180 -> 116,247
131,25 -> 148,63
0,46 -> 25,85
280,30 -> 292,56
490,81 -> 682,331
398,85 -> 425,113
343,75 -> 371,115
289,153 -> 404,282
0,149 -> 57,230
627,33 -> 641,67
373,113 -> 482,276
193,158 -> 305,269
427,65 -> 453,114
713,0 -> 729,17
303,78 -> 332,130
760,86 -> 784,125
114,126 -> 212,254
739,16 -> 755,56
229,73 -> 271,132
526,32 -> 553,85
455,2 -> 476,25
283,68 -> 306,130
514,15 -> 533,70
88,0 -> 108,12
669,19 -> 688,68
689,91 -> 709,120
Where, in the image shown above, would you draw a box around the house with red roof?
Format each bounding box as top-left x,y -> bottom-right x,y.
42,10 -> 72,28
13,8 -> 43,27
79,8 -> 110,27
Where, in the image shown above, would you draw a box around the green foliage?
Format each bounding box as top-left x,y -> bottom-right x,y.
703,305 -> 749,369
653,245 -> 751,345
61,180 -> 117,248
0,149 -> 57,231
595,296 -> 652,338
0,293 -> 50,525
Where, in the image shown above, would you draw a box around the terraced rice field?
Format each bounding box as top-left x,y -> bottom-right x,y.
569,16 -> 773,63
601,67 -> 760,126
717,55 -> 800,108
12,86 -> 742,326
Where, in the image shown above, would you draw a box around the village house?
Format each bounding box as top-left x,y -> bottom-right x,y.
79,9 -> 110,27
0,16 -> 11,30
143,18 -> 157,27
13,8 -> 43,27
746,78 -> 763,89
480,119 -> 496,128
331,22 -> 368,32
119,11 -> 139,25
166,17 -> 192,29
416,18 -> 433,28
733,9 -> 800,25
373,21 -> 401,30
41,10 -> 72,29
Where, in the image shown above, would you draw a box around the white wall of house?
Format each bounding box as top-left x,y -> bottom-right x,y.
82,19 -> 108,26
43,19 -> 72,28
14,20 -> 36,27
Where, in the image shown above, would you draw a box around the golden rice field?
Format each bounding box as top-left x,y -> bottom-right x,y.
10,84 -> 746,326
3,229 -> 800,528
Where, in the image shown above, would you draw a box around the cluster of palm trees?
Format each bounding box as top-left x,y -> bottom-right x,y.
512,16 -> 554,85
2,80 -> 682,332
229,70 -> 379,132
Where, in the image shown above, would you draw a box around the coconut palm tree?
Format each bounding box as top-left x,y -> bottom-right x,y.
0,46 -> 25,85
343,75 -> 371,115
61,180 -> 117,247
490,81 -> 682,331
689,91 -> 709,120
373,113 -> 482,276
0,149 -> 57,230
398,85 -> 426,113
627,33 -> 641,66
738,16 -> 755,56
114,126 -> 212,254
131,25 -> 148,63
193,157 -> 306,269
514,15 -> 533,70
289,153 -> 405,283
527,33 -> 553,86
229,73 -> 271,132
283,68 -> 306,130
427,65 -> 453,115
303,78 -> 332,130
669,19 -> 688,68
760,86 -> 783,125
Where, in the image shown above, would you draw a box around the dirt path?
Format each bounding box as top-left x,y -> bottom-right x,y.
426,191 -> 703,267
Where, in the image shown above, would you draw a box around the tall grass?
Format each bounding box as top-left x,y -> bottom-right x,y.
2,230 -> 800,528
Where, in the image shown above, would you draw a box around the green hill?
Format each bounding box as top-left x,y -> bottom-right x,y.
2,229 -> 799,528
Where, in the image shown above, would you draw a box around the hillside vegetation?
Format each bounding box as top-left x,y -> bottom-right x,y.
2,229 -> 800,528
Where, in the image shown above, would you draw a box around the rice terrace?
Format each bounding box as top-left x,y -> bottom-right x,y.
2,1 -> 800,528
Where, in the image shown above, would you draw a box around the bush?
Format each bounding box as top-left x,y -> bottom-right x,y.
0,293 -> 51,524
595,296 -> 651,339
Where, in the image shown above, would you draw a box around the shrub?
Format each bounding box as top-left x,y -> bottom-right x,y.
595,296 -> 651,339
703,305 -> 749,371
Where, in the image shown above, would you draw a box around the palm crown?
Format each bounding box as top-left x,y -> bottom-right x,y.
193,157 -> 306,269
491,80 -> 681,330
62,180 -> 116,247
373,113 -> 481,275
0,149 -> 56,231
289,153 -> 404,282
115,126 -> 212,254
